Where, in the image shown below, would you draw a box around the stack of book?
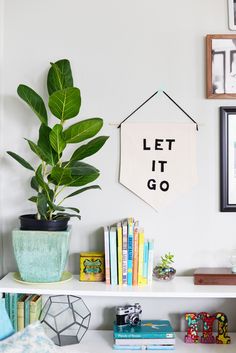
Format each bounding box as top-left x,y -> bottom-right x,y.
104,218 -> 154,286
113,320 -> 176,350
5,293 -> 42,332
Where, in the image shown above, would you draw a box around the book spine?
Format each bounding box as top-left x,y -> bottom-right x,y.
122,222 -> 128,285
5,293 -> 9,316
104,226 -> 111,284
143,240 -> 149,285
110,227 -> 118,285
113,345 -> 174,351
117,222 -> 123,285
127,218 -> 134,286
114,332 -> 175,339
18,302 -> 24,331
132,222 -> 139,286
148,240 -> 154,285
138,230 -> 145,285
11,294 -> 18,331
24,297 -> 31,327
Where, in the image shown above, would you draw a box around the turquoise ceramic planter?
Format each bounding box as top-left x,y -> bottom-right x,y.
12,227 -> 71,283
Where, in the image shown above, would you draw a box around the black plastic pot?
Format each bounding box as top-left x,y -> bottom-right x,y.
20,214 -> 70,231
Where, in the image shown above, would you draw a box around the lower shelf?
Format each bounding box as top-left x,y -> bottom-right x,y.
59,330 -> 235,352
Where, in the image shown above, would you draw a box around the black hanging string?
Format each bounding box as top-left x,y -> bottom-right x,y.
117,90 -> 199,131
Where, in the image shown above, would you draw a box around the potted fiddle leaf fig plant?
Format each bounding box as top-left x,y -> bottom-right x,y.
7,59 -> 109,283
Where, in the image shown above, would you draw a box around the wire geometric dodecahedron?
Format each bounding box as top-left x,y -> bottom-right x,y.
40,295 -> 91,346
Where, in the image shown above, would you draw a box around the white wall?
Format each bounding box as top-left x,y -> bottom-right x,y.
1,0 -> 236,330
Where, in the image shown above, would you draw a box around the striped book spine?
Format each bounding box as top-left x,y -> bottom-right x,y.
138,229 -> 145,285
110,226 -> 118,285
122,220 -> 128,285
104,226 -> 111,284
127,218 -> 134,286
143,240 -> 149,285
148,240 -> 154,285
132,221 -> 139,286
117,222 -> 123,285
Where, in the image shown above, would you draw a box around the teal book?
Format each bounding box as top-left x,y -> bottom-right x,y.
10,293 -> 18,331
113,344 -> 175,350
114,320 -> 175,339
109,226 -> 118,285
5,293 -> 10,315
0,298 -> 15,340
127,218 -> 134,286
24,295 -> 34,327
143,241 -> 149,281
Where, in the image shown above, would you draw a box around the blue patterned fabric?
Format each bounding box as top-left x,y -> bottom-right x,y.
0,321 -> 57,353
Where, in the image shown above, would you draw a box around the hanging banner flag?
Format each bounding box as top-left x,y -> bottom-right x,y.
120,122 -> 197,210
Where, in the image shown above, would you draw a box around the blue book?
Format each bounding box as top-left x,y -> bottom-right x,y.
143,241 -> 149,282
127,218 -> 134,286
114,320 -> 175,339
10,293 -> 18,331
110,226 -> 118,285
113,344 -> 175,350
0,299 -> 15,340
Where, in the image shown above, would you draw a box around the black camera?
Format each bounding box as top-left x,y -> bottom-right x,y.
116,303 -> 142,326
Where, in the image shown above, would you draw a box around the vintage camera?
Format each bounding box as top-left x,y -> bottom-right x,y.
116,303 -> 142,326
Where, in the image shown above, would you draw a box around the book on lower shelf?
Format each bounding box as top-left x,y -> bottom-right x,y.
113,320 -> 175,350
5,292 -> 42,331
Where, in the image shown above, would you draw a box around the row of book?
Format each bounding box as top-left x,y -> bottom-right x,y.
5,293 -> 42,332
104,218 -> 154,286
113,320 -> 176,350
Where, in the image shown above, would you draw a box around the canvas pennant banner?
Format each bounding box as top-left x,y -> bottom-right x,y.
119,122 -> 197,210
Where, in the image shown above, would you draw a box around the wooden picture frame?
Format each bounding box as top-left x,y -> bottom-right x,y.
206,34 -> 236,98
228,0 -> 236,30
220,106 -> 236,211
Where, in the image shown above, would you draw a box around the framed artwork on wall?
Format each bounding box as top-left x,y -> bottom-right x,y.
206,34 -> 236,98
220,106 -> 236,211
228,0 -> 236,30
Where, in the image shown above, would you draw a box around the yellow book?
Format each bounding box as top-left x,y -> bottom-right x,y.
17,294 -> 27,331
117,222 -> 123,285
30,295 -> 42,324
138,229 -> 145,285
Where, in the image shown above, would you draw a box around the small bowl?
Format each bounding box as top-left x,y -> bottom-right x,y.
153,266 -> 176,281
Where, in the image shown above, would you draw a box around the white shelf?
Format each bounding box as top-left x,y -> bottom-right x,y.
60,330 -> 235,353
1,273 -> 236,298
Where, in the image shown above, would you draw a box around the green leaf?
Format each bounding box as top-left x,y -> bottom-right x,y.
53,212 -> 81,220
35,165 -> 51,196
17,84 -> 48,125
64,118 -> 103,144
49,124 -> 66,155
48,87 -> 81,122
38,124 -> 58,166
7,151 -> 34,171
47,59 -> 73,95
69,162 -> 100,187
28,196 -> 37,203
64,185 -> 101,200
64,206 -> 80,214
70,136 -> 109,162
31,176 -> 39,191
37,192 -> 48,219
25,139 -> 45,160
50,166 -> 72,186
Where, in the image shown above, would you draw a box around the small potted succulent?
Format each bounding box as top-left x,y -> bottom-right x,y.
7,59 -> 108,283
153,253 -> 176,281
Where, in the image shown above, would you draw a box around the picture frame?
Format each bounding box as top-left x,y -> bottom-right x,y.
228,0 -> 236,30
220,106 -> 236,211
206,34 -> 236,98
